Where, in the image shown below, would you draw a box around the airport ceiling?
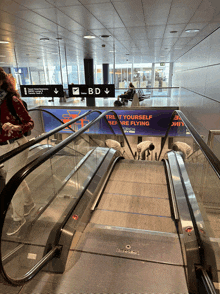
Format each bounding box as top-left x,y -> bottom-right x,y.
0,0 -> 220,68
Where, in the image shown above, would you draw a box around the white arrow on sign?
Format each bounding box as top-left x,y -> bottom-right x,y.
54,88 -> 59,94
104,88 -> 110,94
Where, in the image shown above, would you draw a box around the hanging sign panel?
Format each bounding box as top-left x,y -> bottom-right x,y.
68,84 -> 115,97
42,108 -> 187,137
20,85 -> 64,97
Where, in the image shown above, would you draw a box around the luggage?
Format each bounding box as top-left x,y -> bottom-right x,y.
114,100 -> 122,106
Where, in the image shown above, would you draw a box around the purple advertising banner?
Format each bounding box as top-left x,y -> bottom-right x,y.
42,108 -> 187,136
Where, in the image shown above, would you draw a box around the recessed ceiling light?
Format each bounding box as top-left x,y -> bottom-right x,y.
84,35 -> 96,39
100,35 -> 111,38
170,30 -> 178,33
40,37 -> 49,41
185,29 -> 200,33
0,41 -> 9,44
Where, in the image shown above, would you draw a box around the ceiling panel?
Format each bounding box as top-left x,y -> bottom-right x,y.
84,3 -> 125,28
58,5 -> 105,30
14,10 -> 59,31
147,26 -> 165,39
143,0 -> 172,26
190,0 -> 216,23
46,0 -> 81,6
113,0 -> 145,27
107,27 -> 131,41
14,0 -> 54,9
0,0 -> 218,66
127,27 -> 147,40
167,6 -> 196,24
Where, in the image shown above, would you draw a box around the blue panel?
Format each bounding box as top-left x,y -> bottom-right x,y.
42,108 -> 187,136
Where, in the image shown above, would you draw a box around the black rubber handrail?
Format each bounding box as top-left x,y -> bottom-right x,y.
0,110 -> 134,285
29,108 -> 111,150
0,109 -> 109,165
158,110 -> 220,179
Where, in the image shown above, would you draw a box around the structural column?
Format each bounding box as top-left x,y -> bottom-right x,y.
84,58 -> 95,106
102,63 -> 109,84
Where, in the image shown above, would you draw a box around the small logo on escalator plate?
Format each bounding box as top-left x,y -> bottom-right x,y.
116,244 -> 140,255
72,215 -> 78,220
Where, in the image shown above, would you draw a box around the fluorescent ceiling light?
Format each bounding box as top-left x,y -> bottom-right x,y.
109,50 -> 116,52
185,29 -> 200,33
0,41 -> 9,44
84,35 -> 96,39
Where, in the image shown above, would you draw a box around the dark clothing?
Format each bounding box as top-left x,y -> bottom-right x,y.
119,88 -> 134,101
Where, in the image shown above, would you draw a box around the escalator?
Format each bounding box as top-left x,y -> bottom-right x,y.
0,110 -> 219,293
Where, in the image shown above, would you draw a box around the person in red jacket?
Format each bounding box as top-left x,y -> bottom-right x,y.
0,68 -> 35,235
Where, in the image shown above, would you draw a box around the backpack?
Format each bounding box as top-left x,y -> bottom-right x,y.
6,94 -> 31,137
114,100 -> 122,107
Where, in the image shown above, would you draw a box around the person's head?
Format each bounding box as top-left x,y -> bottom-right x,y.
149,143 -> 155,151
172,144 -> 179,152
0,68 -> 19,97
129,82 -> 134,88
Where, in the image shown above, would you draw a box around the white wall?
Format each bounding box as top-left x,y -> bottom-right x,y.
173,28 -> 220,147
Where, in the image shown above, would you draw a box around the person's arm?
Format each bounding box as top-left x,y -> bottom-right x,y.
2,97 -> 34,137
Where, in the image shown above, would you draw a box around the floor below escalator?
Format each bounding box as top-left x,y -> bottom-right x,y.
1,159 -> 188,293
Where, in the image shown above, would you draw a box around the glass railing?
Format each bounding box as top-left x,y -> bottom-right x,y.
0,110 -> 134,285
0,109 -> 109,189
115,87 -> 178,99
158,110 -> 220,283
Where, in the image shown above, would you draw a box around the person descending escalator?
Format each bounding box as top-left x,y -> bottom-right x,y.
137,141 -> 155,160
0,68 -> 35,236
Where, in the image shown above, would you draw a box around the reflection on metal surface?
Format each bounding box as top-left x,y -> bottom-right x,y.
91,224 -> 179,238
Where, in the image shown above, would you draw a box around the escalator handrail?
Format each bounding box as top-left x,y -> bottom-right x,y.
29,108 -> 114,151
158,110 -> 220,179
0,110 -> 134,284
0,109 -> 106,165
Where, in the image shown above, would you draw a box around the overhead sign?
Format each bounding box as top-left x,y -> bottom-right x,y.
68,84 -> 115,97
20,85 -> 64,97
42,108 -> 187,137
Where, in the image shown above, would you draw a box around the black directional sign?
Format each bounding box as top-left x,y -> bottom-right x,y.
68,84 -> 115,97
20,85 -> 64,97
